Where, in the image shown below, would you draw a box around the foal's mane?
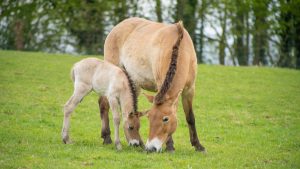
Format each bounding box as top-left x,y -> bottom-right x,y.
154,21 -> 184,105
122,67 -> 138,112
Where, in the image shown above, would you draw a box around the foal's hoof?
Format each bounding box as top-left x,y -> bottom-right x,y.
62,136 -> 71,144
103,136 -> 112,145
116,144 -> 122,151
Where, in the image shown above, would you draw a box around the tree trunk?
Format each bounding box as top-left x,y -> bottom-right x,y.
155,0 -> 163,22
295,17 -> 300,69
14,20 -> 24,50
235,0 -> 246,65
175,0 -> 184,20
245,10 -> 250,65
278,0 -> 294,68
252,1 -> 268,66
219,3 -> 227,65
198,0 -> 206,63
175,0 -> 198,62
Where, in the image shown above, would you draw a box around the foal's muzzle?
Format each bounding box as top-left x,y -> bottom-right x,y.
129,139 -> 140,146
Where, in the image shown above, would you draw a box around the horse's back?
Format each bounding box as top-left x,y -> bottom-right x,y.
104,18 -> 197,90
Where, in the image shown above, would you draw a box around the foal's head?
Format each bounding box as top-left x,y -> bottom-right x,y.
121,68 -> 144,147
124,112 -> 144,147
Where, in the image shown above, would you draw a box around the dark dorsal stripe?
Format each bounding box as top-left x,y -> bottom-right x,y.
122,67 -> 138,112
154,21 -> 184,105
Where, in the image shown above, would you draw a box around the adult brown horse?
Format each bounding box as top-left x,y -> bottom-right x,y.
99,17 -> 205,152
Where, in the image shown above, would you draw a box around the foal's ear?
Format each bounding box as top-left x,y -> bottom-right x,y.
142,93 -> 154,103
138,110 -> 149,117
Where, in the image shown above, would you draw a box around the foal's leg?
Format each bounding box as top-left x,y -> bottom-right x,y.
98,96 -> 112,144
182,86 -> 206,152
108,97 -> 122,150
62,82 -> 91,144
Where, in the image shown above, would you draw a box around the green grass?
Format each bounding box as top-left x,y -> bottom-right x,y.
0,50 -> 299,169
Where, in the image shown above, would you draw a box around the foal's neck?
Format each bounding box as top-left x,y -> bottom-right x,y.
119,85 -> 134,120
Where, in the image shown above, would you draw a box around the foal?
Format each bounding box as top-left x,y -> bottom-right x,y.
61,58 -> 143,150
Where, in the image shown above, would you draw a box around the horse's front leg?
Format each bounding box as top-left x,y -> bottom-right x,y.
108,97 -> 122,150
182,86 -> 206,152
165,135 -> 175,152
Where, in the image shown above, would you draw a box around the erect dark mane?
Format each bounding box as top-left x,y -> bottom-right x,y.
154,21 -> 184,105
122,67 -> 138,112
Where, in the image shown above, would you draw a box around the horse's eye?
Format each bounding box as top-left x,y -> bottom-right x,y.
162,116 -> 169,123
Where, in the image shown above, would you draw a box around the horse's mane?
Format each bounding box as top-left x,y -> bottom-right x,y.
154,21 -> 184,105
122,67 -> 138,112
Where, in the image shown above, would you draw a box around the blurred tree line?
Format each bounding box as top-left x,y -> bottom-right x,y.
0,0 -> 300,69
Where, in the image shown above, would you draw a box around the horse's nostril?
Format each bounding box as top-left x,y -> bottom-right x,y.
133,142 -> 139,147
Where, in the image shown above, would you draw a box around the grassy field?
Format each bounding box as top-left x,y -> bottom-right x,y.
0,50 -> 299,169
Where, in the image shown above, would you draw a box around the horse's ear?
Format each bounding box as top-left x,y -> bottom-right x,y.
174,89 -> 183,103
165,89 -> 183,106
143,93 -> 154,103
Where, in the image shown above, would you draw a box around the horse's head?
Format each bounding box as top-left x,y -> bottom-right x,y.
124,112 -> 144,147
142,90 -> 182,152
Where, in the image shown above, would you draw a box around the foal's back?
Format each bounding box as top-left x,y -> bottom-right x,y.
72,58 -> 126,95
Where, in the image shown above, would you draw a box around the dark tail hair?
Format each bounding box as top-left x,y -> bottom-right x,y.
154,21 -> 184,105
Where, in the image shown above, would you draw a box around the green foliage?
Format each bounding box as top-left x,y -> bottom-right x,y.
1,0 -> 300,68
1,50 -> 299,168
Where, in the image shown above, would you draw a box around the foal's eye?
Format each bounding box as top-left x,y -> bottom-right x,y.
162,116 -> 169,123
128,125 -> 134,130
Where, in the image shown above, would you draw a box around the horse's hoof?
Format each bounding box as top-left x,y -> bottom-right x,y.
166,149 -> 175,154
166,146 -> 175,153
195,146 -> 206,154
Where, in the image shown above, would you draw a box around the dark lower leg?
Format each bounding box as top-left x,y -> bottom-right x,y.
186,109 -> 205,151
182,92 -> 205,152
99,96 -> 112,144
165,136 -> 175,152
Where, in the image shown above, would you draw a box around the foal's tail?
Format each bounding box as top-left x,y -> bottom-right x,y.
70,66 -> 75,82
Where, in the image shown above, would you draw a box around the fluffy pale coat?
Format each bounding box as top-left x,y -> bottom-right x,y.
62,58 -> 142,150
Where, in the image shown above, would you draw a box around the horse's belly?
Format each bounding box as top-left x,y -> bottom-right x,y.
137,77 -> 157,92
120,54 -> 157,92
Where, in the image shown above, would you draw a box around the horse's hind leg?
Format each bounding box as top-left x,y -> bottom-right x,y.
98,96 -> 112,144
62,82 -> 91,144
182,86 -> 206,152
